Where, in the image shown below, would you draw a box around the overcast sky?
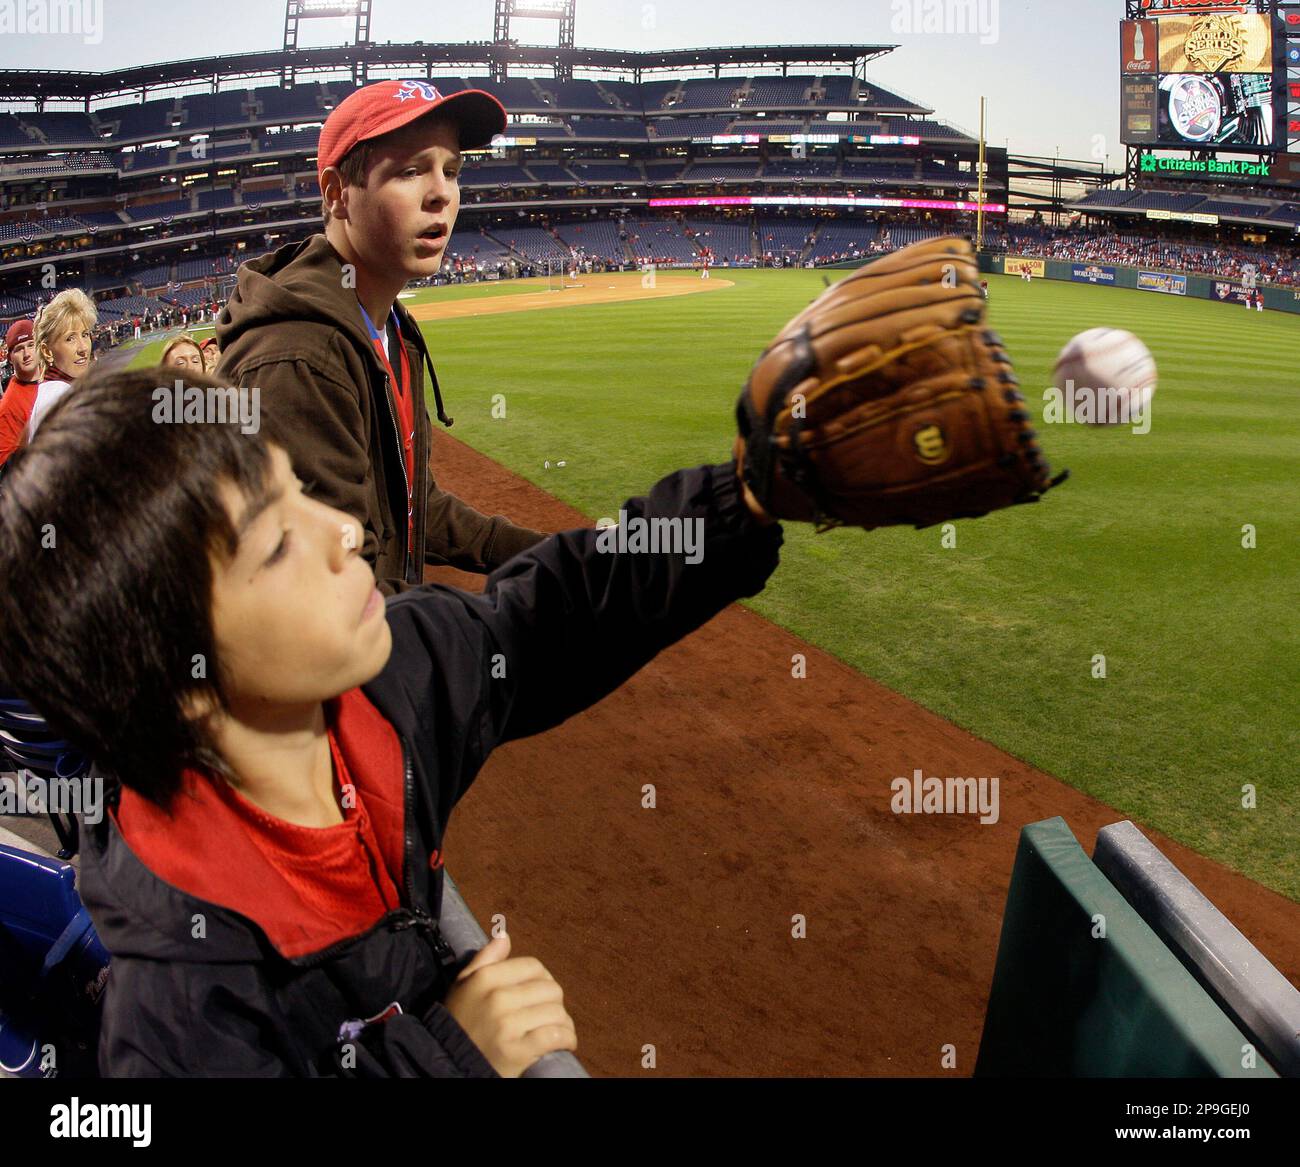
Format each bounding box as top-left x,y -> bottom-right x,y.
0,0 -> 1121,165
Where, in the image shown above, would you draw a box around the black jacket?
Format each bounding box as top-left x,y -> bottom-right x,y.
216,234 -> 547,592
78,463 -> 783,1077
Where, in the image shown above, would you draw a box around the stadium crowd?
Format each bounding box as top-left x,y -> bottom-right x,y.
5,213 -> 1300,408
1002,224 -> 1300,288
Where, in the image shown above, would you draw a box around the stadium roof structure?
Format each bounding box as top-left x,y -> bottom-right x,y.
0,42 -> 897,105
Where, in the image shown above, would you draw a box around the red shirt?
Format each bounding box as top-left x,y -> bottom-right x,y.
388,322 -> 417,536
112,688 -> 416,959
370,314 -> 416,556
0,377 -> 38,466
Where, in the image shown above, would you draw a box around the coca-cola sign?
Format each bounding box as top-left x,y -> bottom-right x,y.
1122,20 -> 1159,74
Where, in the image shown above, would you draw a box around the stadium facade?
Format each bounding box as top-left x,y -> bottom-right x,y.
0,39 -> 1007,327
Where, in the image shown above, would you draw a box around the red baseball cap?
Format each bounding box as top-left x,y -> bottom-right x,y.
317,79 -> 507,182
5,319 -> 33,349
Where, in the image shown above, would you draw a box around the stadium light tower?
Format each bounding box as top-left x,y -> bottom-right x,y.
492,0 -> 577,82
282,0 -> 373,87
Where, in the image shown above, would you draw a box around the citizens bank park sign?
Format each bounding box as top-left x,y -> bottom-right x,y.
1138,153 -> 1275,182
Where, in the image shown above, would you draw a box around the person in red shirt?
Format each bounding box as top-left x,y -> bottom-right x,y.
0,319 -> 40,467
0,363 -> 784,1077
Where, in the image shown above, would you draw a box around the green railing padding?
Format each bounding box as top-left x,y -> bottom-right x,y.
974,817 -> 1276,1078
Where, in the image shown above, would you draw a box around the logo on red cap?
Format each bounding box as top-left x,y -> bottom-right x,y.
395,80 -> 443,104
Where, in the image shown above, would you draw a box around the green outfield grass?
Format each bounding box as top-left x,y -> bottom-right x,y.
408,270 -> 1300,902
128,270 -> 1296,898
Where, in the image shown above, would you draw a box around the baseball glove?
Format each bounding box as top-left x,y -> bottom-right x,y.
735,236 -> 1068,531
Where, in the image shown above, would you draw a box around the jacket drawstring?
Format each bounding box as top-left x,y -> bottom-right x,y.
418,344 -> 454,429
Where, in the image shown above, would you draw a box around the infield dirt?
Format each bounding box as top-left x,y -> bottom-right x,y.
407,270 -> 733,323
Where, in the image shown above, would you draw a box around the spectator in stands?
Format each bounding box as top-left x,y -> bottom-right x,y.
0,356 -> 786,1077
2,320 -> 38,396
0,365 -> 648,1077
19,289 -> 97,452
217,80 -> 547,594
0,319 -> 41,467
160,335 -> 205,374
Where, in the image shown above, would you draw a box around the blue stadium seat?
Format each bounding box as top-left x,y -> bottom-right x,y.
648,114 -> 735,139
568,117 -> 647,141
552,219 -> 626,262
741,77 -> 815,108
0,841 -> 108,1078
0,690 -> 89,860
567,162 -> 642,184
525,162 -> 577,185
672,78 -> 746,110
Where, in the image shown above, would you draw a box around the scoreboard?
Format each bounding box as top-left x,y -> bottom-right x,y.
1121,1 -> 1289,152
1289,3 -> 1300,150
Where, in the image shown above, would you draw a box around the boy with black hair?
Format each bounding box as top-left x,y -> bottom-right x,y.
0,366 -> 782,1077
217,80 -> 547,594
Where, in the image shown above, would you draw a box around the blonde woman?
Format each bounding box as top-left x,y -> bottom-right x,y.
25,288 -> 97,446
160,335 -> 204,374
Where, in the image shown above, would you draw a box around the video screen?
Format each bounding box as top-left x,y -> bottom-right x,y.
1157,72 -> 1275,148
1157,12 -> 1273,74
1121,10 -> 1282,151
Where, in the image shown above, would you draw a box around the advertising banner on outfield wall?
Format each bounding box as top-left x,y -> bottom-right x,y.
1214,282 -> 1252,304
1008,257 -> 1046,278
1138,271 -> 1188,295
1071,264 -> 1117,285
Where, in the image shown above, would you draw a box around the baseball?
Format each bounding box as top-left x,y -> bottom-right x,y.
1052,328 -> 1157,426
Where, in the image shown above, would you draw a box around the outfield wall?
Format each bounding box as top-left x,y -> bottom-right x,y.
979,253 -> 1300,315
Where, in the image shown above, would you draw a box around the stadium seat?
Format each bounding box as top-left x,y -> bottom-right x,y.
0,838 -> 108,1078
0,689 -> 89,860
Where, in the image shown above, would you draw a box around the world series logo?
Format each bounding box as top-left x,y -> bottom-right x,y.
1183,14 -> 1248,73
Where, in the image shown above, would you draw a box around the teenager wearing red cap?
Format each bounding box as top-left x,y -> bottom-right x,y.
0,319 -> 40,468
1,319 -> 38,398
1,305 -> 87,468
217,80 -> 545,594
